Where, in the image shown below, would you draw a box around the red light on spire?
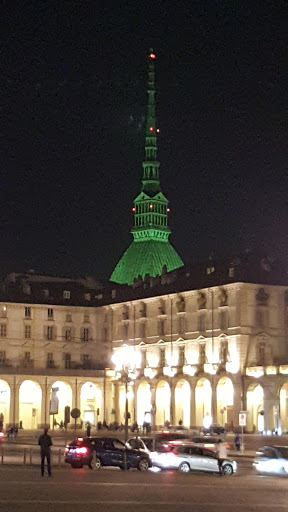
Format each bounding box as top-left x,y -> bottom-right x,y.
149,204 -> 153,209
149,53 -> 156,59
132,207 -> 136,212
149,126 -> 154,131
167,208 -> 170,212
156,128 -> 160,133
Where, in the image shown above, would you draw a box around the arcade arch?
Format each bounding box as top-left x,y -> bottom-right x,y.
0,379 -> 10,428
195,378 -> 211,427
175,379 -> 190,427
216,377 -> 234,427
19,380 -> 41,429
80,382 -> 102,426
137,381 -> 151,426
246,383 -> 264,432
155,380 -> 170,426
50,381 -> 72,429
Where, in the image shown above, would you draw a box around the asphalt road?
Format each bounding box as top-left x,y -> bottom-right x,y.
0,461 -> 287,512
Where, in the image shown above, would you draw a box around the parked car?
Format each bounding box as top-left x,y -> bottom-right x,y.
65,436 -> 151,471
150,444 -> 236,475
203,424 -> 227,435
186,436 -> 230,453
253,446 -> 288,476
127,432 -> 188,453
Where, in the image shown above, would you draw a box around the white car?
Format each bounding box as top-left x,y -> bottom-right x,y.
253,446 -> 288,475
150,444 -> 237,475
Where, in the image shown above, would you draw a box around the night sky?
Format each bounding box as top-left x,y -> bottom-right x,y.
2,1 -> 288,280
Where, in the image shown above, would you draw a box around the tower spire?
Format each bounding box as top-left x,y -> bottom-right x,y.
110,50 -> 183,285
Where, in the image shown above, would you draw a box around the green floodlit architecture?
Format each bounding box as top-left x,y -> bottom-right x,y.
110,50 -> 184,285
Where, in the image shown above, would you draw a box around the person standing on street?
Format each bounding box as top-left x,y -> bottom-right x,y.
38,428 -> 52,477
234,434 -> 241,451
216,439 -> 228,476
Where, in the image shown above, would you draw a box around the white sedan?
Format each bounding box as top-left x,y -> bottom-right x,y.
150,444 -> 237,475
253,446 -> 288,475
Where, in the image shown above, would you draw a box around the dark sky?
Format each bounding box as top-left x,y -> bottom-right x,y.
2,1 -> 288,280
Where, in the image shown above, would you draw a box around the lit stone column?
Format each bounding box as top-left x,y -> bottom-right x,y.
190,382 -> 196,427
133,382 -> 138,424
232,379 -> 243,429
40,378 -> 50,428
170,381 -> 175,425
114,382 -> 120,424
264,381 -> 278,432
211,379 -> 217,424
10,377 -> 19,426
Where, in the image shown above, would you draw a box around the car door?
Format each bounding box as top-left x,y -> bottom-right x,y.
187,446 -> 204,471
201,448 -> 219,472
110,439 -> 126,467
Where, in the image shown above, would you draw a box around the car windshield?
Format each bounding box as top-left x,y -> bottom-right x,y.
277,447 -> 288,459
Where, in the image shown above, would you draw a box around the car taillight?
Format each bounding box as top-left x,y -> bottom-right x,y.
65,447 -> 69,453
0,432 -> 4,438
77,437 -> 84,442
75,447 -> 88,455
226,444 -> 230,449
163,444 -> 169,448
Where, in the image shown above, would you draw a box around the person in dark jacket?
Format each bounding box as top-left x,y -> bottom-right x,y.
38,428 -> 52,476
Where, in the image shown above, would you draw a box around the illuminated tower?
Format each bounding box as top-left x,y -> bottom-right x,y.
110,50 -> 183,285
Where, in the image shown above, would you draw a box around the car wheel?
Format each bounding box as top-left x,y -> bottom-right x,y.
91,456 -> 102,470
222,464 -> 233,475
179,462 -> 190,473
137,458 -> 149,471
71,461 -> 83,469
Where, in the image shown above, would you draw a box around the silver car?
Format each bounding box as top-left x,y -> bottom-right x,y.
150,444 -> 237,475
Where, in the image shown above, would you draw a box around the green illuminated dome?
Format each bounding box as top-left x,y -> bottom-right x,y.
110,50 -> 183,285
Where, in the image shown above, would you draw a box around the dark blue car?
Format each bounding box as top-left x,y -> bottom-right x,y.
65,436 -> 151,471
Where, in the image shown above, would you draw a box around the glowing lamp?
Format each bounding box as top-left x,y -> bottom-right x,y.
149,204 -> 153,209
132,207 -> 136,212
156,128 -> 160,133
149,53 -> 156,59
149,126 -> 154,131
167,208 -> 170,212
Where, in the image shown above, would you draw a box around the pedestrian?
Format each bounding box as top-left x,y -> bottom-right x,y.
86,422 -> 91,437
216,439 -> 228,476
234,434 -> 241,451
38,428 -> 52,477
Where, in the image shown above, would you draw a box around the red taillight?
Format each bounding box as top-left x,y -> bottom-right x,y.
77,437 -> 84,442
65,447 -> 69,453
226,444 -> 230,449
75,447 -> 88,455
0,432 -> 4,438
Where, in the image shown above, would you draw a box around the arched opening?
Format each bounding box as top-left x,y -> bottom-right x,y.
246,383 -> 264,432
175,379 -> 190,427
0,379 -> 10,428
80,382 -> 102,427
19,380 -> 41,429
49,381 -> 72,429
119,382 -> 135,426
195,378 -> 212,427
216,377 -> 234,428
155,380 -> 170,426
137,381 -> 151,426
279,382 -> 288,433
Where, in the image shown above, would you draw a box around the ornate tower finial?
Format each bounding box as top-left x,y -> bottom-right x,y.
110,50 -> 183,285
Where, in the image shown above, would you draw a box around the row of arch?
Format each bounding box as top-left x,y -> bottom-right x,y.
120,377 -> 288,432
0,379 -> 102,429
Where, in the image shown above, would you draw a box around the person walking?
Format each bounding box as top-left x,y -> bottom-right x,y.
38,428 -> 52,477
234,434 -> 241,452
216,439 -> 228,476
86,421 -> 91,437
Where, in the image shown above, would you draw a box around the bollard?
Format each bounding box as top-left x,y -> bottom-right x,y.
58,448 -> 62,468
23,448 -> 27,466
29,448 -> 32,466
1,447 -> 4,464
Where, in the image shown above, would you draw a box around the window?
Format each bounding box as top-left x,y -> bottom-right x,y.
139,322 -> 146,339
0,324 -> 7,338
122,324 -> 128,341
81,354 -> 89,363
159,347 -> 166,367
220,339 -> 229,365
198,313 -> 206,332
83,328 -> 89,342
0,306 -> 7,318
63,290 -> 70,299
25,306 -> 31,318
24,352 -> 30,360
65,329 -> 71,341
0,351 -> 6,365
158,319 -> 165,336
258,342 -> 266,365
47,353 -> 54,368
66,313 -> 72,322
43,289 -> 49,298
228,268 -> 235,278
64,353 -> 71,369
219,310 -> 228,330
25,325 -> 31,339
199,343 -> 206,365
178,316 -> 186,334
206,266 -> 215,275
84,293 -> 91,301
47,326 -> 54,340
141,350 -> 147,369
84,313 -> 90,323
48,308 -> 53,320
178,345 -> 186,366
